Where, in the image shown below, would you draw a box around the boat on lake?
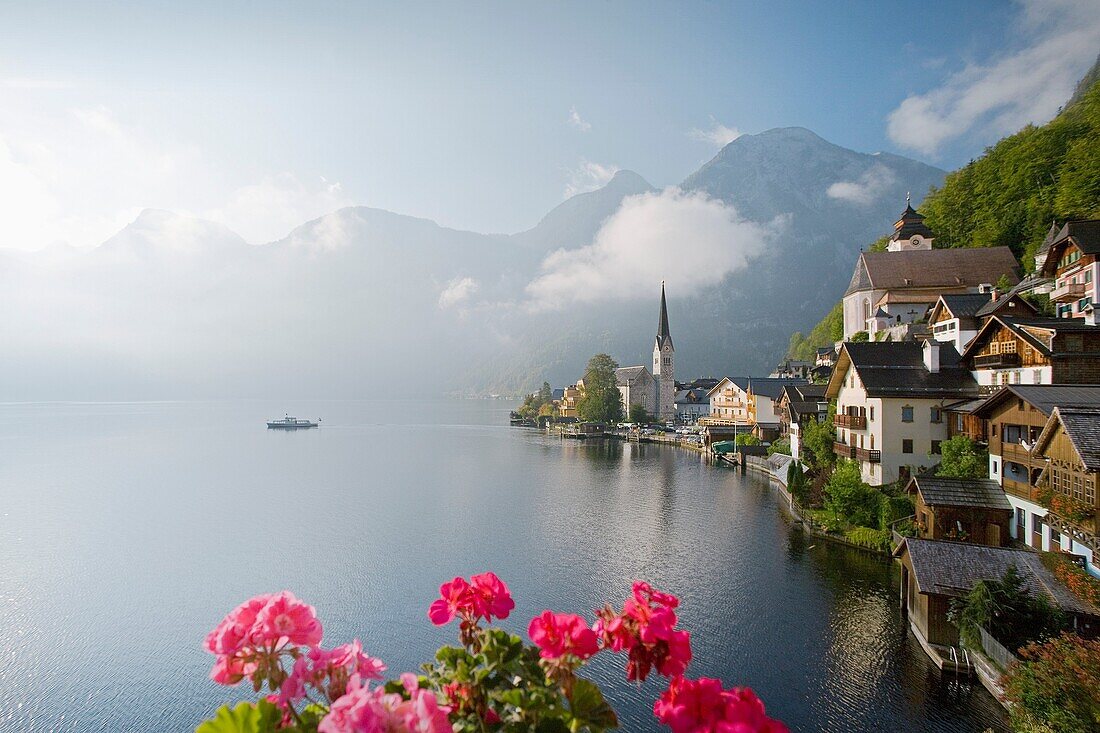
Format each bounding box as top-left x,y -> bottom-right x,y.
266,416 -> 319,429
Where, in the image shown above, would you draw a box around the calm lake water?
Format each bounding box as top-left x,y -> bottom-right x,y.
0,400 -> 1010,733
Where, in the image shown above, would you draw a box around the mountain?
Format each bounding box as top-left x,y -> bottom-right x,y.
0,129 -> 947,400
511,170 -> 656,252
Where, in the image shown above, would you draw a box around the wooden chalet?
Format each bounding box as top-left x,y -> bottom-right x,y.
1038,220 -> 1100,318
906,476 -> 1012,546
1032,406 -> 1100,557
895,538 -> 1100,659
960,314 -> 1100,391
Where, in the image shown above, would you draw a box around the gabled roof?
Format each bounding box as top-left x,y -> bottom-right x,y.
747,377 -> 809,399
844,247 -> 1020,297
895,538 -> 1100,616
675,388 -> 709,404
974,283 -> 1039,317
1036,220 -> 1062,258
930,293 -> 995,322
1035,406 -> 1100,471
972,385 -> 1100,419
826,341 -> 978,400
961,314 -> 1100,362
615,365 -> 652,386
1039,220 -> 1100,275
907,476 -> 1011,511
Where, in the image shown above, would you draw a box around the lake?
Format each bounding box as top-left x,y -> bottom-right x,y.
0,400 -> 1009,732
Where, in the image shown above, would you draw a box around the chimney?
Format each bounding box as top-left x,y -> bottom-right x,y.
923,339 -> 940,374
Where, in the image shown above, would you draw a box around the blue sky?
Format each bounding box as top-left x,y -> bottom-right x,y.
0,0 -> 1097,248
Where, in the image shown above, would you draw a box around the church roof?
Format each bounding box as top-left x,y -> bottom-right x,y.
656,282 -> 673,350
615,366 -> 652,386
844,247 -> 1020,296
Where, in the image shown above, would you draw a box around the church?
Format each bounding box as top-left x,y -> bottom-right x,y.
615,283 -> 676,422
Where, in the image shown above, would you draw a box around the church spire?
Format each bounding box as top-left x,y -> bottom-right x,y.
656,281 -> 672,349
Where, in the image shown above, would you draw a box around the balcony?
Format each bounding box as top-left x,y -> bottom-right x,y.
1002,477 -> 1038,503
835,413 -> 867,430
974,352 -> 1021,369
1051,281 -> 1087,303
833,441 -> 856,460
855,447 -> 881,464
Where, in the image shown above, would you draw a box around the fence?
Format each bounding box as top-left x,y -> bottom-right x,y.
978,627 -> 1019,672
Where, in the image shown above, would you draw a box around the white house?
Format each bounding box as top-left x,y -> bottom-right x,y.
826,340 -> 980,485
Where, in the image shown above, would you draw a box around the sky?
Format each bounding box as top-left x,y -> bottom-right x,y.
0,0 -> 1098,250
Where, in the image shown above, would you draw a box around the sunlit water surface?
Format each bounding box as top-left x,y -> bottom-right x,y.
0,400 -> 1010,732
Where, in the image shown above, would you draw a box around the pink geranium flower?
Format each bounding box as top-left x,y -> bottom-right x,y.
528,611 -> 599,660
205,594 -> 272,656
318,673 -> 451,733
254,591 -> 323,647
428,576 -> 472,626
469,572 -> 515,621
595,581 -> 692,682
654,677 -> 788,733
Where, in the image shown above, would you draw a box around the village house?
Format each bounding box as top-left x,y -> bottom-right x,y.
927,289 -> 1037,354
1038,219 -> 1100,318
1031,406 -> 1100,574
674,387 -> 711,423
703,376 -> 750,425
960,313 -> 1100,391
842,203 -> 1020,340
967,386 -> 1100,557
770,360 -> 812,379
894,537 -> 1100,667
777,383 -> 828,460
826,340 -> 979,485
747,379 -> 808,441
906,475 -> 1012,546
557,382 -> 583,419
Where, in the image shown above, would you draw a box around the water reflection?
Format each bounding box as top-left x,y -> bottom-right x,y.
0,403 -> 1010,733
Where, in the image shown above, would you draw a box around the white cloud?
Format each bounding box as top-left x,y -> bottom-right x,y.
0,96 -> 353,250
563,159 -> 619,198
439,276 -> 480,309
567,106 -> 591,132
826,165 -> 898,205
688,117 -> 742,147
887,0 -> 1100,155
525,188 -> 782,309
204,174 -> 352,243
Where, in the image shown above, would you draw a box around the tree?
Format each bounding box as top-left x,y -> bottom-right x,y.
936,435 -> 989,479
537,402 -> 555,418
628,403 -> 654,424
538,381 -> 553,404
787,460 -> 809,505
734,433 -> 760,447
949,566 -> 1065,652
801,404 -> 837,471
1003,632 -> 1100,733
577,354 -> 623,423
823,460 -> 880,528
767,437 -> 791,456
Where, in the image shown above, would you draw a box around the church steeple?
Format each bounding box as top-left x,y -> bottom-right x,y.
653,282 -> 675,421
887,198 -> 934,251
656,280 -> 673,350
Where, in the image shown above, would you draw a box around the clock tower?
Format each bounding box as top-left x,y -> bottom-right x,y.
886,194 -> 934,252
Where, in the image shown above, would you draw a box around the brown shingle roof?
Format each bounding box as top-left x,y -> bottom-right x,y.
896,538 -> 1100,616
909,476 -> 1011,511
845,247 -> 1020,296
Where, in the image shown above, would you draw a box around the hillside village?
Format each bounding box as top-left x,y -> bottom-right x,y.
518,201 -> 1100,707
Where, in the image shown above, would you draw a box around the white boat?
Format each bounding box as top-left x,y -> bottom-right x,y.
266,416 -> 319,429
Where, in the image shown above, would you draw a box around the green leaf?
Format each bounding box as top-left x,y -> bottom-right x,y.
567,678 -> 619,731
195,701 -> 281,733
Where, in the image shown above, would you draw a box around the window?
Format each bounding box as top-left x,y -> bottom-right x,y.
956,414 -> 964,432
901,406 -> 914,422
931,440 -> 941,455
902,439 -> 913,454
993,460 -> 999,475
930,407 -> 942,423
869,406 -> 874,421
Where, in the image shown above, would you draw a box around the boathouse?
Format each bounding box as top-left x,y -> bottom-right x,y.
906,475 -> 1012,546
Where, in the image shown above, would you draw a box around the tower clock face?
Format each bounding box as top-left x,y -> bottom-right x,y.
911,237 -> 920,247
